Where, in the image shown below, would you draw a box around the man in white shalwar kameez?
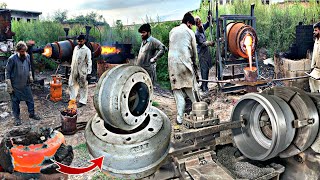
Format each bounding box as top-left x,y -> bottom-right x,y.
69,34 -> 92,107
168,12 -> 200,125
309,22 -> 320,92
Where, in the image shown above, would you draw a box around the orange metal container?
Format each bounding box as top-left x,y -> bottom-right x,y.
50,75 -> 62,102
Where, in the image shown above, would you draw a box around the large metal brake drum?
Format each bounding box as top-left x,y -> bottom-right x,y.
231,93 -> 295,161
85,107 -> 171,179
263,87 -> 319,158
94,64 -> 153,130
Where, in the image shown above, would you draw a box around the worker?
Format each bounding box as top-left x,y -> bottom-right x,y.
5,41 -> 41,126
194,15 -> 214,93
309,22 -> 320,92
136,23 -> 166,84
69,34 -> 92,107
168,12 -> 200,125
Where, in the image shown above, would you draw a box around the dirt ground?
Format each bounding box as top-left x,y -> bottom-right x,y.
0,68 -> 241,179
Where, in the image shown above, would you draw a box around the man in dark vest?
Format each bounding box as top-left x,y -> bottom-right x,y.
5,41 -> 41,126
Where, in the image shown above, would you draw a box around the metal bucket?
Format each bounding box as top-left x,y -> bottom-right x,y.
244,66 -> 258,82
60,111 -> 77,135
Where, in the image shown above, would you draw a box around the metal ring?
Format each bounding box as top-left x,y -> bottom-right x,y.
85,107 -> 171,179
232,93 -> 289,160
94,65 -> 153,130
263,87 -> 319,158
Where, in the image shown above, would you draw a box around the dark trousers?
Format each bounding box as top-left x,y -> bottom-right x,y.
198,48 -> 213,91
11,89 -> 35,119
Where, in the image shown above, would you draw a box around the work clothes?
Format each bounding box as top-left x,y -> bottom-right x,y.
168,23 -> 200,124
310,38 -> 320,92
195,21 -> 213,91
173,88 -> 197,124
136,36 -> 166,84
69,44 -> 92,104
5,53 -> 35,118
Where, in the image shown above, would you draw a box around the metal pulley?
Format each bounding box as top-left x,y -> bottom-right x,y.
232,87 -> 320,161
231,93 -> 295,161
85,109 -> 171,179
94,64 -> 153,130
263,87 -> 319,158
86,65 -> 171,179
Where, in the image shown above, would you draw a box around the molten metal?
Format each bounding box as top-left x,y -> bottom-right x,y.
101,46 -> 121,55
65,99 -> 77,116
244,34 -> 253,70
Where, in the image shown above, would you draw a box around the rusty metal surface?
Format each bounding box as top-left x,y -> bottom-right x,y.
263,87 -> 319,158
94,65 -> 153,130
172,121 -> 242,150
60,112 -> 77,135
244,67 -> 258,82
183,116 -> 219,129
85,107 -> 171,179
184,152 -> 233,180
280,148 -> 320,180
226,22 -> 257,59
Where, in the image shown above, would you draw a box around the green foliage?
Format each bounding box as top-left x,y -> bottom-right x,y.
52,10 -> 68,23
74,143 -> 88,152
12,20 -> 64,46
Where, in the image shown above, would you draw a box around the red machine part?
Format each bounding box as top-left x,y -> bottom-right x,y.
9,131 -> 65,173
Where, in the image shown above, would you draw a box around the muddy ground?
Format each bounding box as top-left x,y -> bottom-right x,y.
0,67 -> 250,179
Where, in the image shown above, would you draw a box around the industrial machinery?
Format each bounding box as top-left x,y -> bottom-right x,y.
83,65 -> 320,179
215,3 -> 263,93
0,9 -> 15,82
42,26 -> 102,80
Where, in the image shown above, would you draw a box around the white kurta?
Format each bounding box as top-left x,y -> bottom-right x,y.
168,23 -> 198,90
69,44 -> 92,104
168,23 -> 200,124
309,38 -> 320,92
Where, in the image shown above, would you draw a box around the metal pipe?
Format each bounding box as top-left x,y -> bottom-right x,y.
250,3 -> 255,17
63,28 -> 69,37
198,75 -> 309,83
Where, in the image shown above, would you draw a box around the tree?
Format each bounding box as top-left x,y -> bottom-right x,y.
68,11 -> 108,26
0,2 -> 7,9
52,10 -> 68,23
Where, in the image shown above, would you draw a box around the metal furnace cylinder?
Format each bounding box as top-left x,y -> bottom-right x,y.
226,22 -> 258,59
42,40 -> 101,62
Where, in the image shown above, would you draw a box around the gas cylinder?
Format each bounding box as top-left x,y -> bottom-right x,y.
50,75 -> 62,102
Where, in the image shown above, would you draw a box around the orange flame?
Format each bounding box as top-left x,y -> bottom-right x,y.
42,46 -> 52,58
101,46 -> 121,55
67,99 -> 77,115
244,34 -> 253,71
